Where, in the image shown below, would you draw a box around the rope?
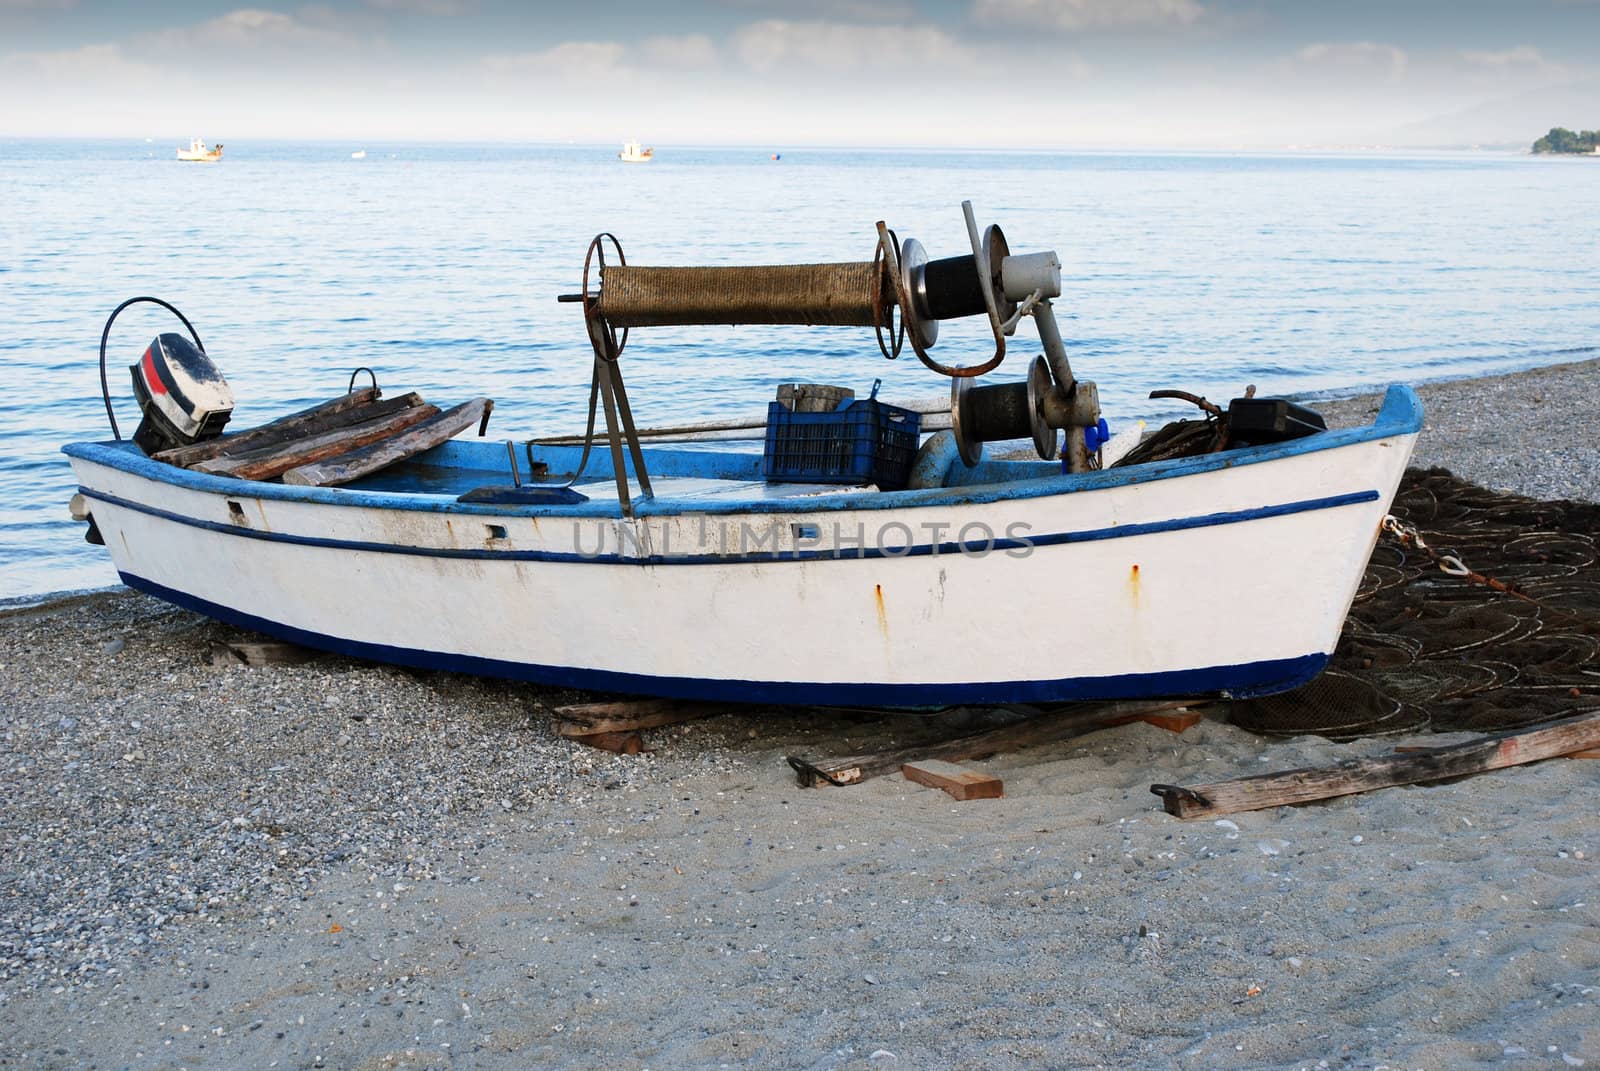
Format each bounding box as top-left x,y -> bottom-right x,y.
596,263 -> 885,328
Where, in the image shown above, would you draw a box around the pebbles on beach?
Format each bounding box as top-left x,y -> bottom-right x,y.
0,595 -> 749,999
3,360 -> 1598,1068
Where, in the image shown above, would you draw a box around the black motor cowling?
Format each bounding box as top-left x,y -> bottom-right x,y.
129,333 -> 234,454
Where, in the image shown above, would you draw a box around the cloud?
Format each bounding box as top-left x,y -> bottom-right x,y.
972,0 -> 1203,32
1292,41 -> 1408,81
716,0 -> 913,20
639,33 -> 719,70
483,33 -> 719,81
366,0 -> 472,13
1457,45 -> 1557,73
140,8 -> 353,53
3,41 -> 157,79
484,41 -> 627,78
731,18 -> 978,74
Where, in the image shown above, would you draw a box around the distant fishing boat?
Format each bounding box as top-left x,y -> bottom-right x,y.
619,139 -> 654,163
176,138 -> 222,163
351,149 -> 367,160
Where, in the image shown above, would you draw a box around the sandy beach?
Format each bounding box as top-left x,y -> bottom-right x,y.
4,360 -> 1597,1070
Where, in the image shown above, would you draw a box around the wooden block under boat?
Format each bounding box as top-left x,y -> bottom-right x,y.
902,759 -> 1004,801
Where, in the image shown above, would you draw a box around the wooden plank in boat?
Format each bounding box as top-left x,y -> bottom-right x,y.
193,404 -> 441,481
1150,709 -> 1600,819
902,759 -> 1004,800
153,387 -> 399,467
281,398 -> 491,487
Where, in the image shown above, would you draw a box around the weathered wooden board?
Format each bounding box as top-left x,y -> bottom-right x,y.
902,759 -> 1004,800
552,698 -> 739,736
1396,743 -> 1600,760
154,387 -> 389,466
194,405 -> 440,481
281,398 -> 491,487
789,699 -> 1204,788
569,730 -> 645,755
1151,709 -> 1600,819
1107,708 -> 1204,734
208,639 -> 320,667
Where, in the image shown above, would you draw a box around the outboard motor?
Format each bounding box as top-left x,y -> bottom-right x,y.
129,332 -> 234,454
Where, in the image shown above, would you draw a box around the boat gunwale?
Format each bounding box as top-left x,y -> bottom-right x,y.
63,385 -> 1422,520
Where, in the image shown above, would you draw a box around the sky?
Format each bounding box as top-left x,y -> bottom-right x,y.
1,0 -> 1596,147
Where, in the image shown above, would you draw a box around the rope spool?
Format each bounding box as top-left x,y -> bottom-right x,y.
949,355 -> 1058,466
915,254 -> 988,321
595,262 -> 889,328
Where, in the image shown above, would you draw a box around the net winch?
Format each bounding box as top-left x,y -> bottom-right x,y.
562,200 -> 1102,510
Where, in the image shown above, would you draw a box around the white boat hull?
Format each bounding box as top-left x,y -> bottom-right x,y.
65,388 -> 1420,705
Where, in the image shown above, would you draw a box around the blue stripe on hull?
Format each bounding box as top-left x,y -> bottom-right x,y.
122,572 -> 1329,706
83,485 -> 1379,567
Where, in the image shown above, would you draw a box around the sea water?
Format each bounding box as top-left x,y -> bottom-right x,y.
2,141 -> 1596,600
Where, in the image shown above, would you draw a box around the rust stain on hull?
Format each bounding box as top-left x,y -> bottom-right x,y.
1129,563 -> 1141,608
874,583 -> 888,636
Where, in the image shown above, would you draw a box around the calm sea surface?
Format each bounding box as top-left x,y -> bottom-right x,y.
3,141 -> 1596,600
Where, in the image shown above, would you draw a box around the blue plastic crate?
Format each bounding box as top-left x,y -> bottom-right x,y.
762,391 -> 922,490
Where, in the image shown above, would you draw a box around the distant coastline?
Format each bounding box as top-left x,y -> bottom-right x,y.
1531,126 -> 1599,154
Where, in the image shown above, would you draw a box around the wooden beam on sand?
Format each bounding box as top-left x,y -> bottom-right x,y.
208,638 -> 320,667
1150,709 -> 1600,819
194,404 -> 441,481
574,731 -> 645,755
154,387 -> 393,466
788,699 -> 1205,788
1394,744 -> 1600,760
281,398 -> 492,487
552,698 -> 738,738
1107,707 -> 1204,734
902,759 -> 1004,801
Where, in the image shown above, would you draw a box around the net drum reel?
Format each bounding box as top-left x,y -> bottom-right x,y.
564,201 -> 1106,508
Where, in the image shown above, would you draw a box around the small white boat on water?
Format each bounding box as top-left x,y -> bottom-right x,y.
63,203 -> 1420,707
351,149 -> 367,160
176,138 -> 223,162
619,138 -> 654,163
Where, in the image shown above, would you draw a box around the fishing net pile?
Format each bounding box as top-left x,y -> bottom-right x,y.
1233,467 -> 1600,739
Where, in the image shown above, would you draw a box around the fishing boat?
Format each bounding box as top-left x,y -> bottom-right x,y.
619,138 -> 654,163
177,138 -> 223,162
63,203 -> 1421,707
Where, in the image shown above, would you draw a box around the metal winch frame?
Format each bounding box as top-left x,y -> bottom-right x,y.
564,201 -> 1101,512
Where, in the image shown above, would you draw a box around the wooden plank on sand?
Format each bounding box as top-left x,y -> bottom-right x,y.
1395,743 -> 1599,760
1151,709 -> 1600,819
193,404 -> 440,481
208,639 -> 320,666
552,698 -> 738,737
1107,707 -> 1204,734
281,398 -> 491,487
788,699 -> 1204,788
571,730 -> 645,755
902,759 -> 1004,800
154,387 -> 390,466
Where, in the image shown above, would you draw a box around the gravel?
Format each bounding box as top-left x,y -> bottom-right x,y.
3,357 -> 1596,1018
1313,355 -> 1600,503
0,594 -> 756,1001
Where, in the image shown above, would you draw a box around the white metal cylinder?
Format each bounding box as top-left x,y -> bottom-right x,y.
999,252 -> 1061,300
